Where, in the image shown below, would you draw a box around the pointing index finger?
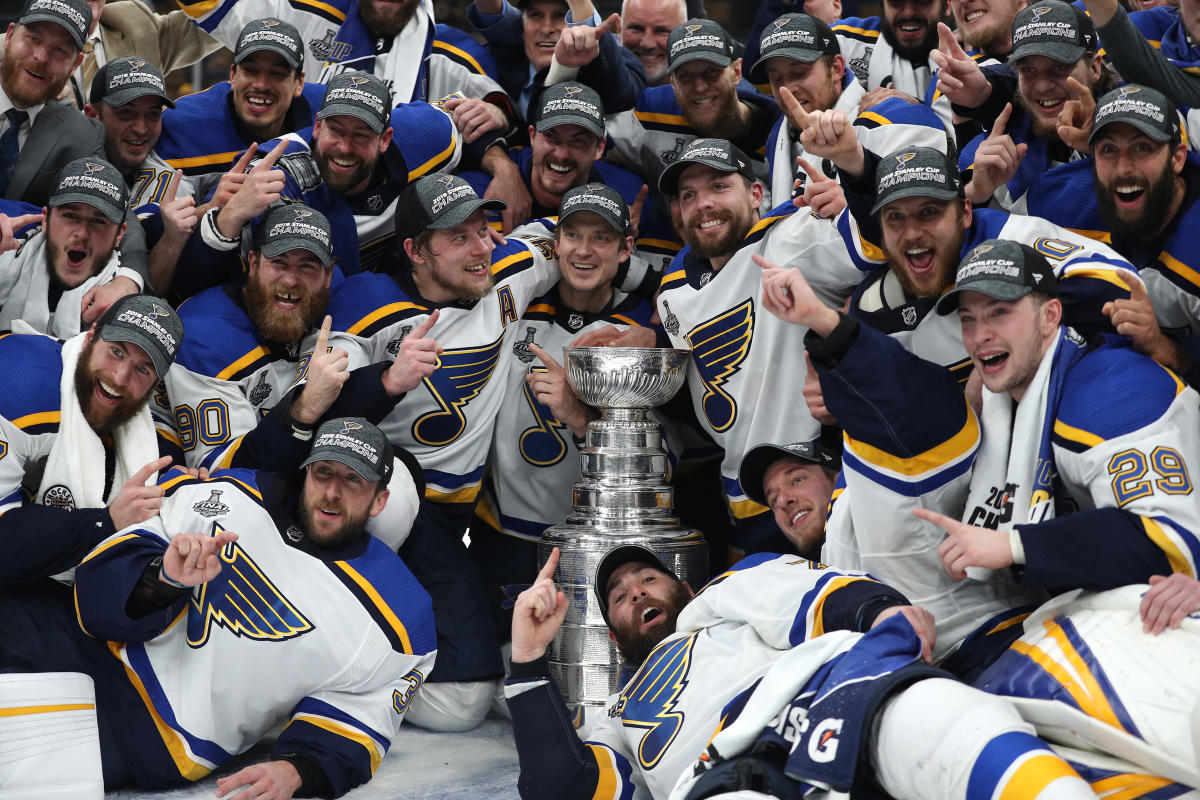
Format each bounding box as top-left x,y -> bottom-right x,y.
796,158 -> 825,181
165,169 -> 182,203
412,308 -> 440,339
597,12 -> 621,37
254,138 -> 289,171
314,314 -> 332,352
989,103 -> 1013,139
778,86 -> 810,131
537,547 -> 561,582
529,342 -> 563,371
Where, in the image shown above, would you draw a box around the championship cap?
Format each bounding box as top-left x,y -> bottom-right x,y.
49,158 -> 129,225
234,18 -> 304,70
316,71 -> 391,135
17,0 -> 90,51
657,138 -> 757,195
90,56 -> 174,109
738,440 -> 841,507
1009,1 -> 1096,65
750,13 -> 840,83
534,82 -> 605,139
96,295 -> 184,378
871,147 -> 963,214
1089,84 -> 1180,145
394,174 -> 507,239
559,183 -> 631,234
667,19 -> 736,73
594,544 -> 680,626
935,239 -> 1058,315
301,417 -> 395,485
255,203 -> 334,269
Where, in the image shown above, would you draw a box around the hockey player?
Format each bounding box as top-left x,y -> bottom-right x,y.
0,293 -> 183,582
471,182 -> 656,638
754,12 -> 952,212
736,440 -> 840,557
175,0 -> 513,113
157,18 -> 329,179
506,544 -> 1096,800
325,174 -> 558,731
604,20 -> 781,197
654,137 -> 862,556
0,417 -> 435,799
159,202 -> 435,534
0,157 -> 144,337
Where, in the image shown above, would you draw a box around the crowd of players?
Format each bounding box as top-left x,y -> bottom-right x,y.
3,0 -> 1200,796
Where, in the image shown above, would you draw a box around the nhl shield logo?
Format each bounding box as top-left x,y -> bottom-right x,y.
286,524 -> 304,542
193,490 -> 230,518
42,485 -> 75,511
901,305 -> 917,326
700,271 -> 714,287
367,194 -> 383,212
567,313 -> 584,331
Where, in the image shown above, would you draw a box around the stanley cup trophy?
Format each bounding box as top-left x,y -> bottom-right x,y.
539,347 -> 707,730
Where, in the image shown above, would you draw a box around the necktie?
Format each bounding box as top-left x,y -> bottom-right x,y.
0,108 -> 29,198
78,42 -> 98,103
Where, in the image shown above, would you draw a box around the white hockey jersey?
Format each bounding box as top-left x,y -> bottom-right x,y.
657,204 -> 861,530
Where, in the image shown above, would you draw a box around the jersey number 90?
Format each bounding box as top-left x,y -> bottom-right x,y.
174,399 -> 232,451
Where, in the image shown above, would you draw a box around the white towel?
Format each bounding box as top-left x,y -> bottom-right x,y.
865,37 -> 936,100
37,332 -> 161,512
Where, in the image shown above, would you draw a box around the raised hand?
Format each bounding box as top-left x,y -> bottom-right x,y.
794,158 -> 846,219
160,169 -> 199,245
482,146 -> 530,234
161,528 -> 239,588
628,183 -> 648,239
788,96 -> 866,177
511,547 -> 570,663
527,343 -> 596,437
0,212 -> 42,254
291,316 -> 351,424
216,138 -> 289,239
80,276 -> 140,326
914,507 -> 1015,580
206,143 -> 259,213
1057,76 -> 1096,154
930,22 -> 992,109
554,13 -> 620,68
1103,277 -> 1174,364
964,102 -> 1027,204
443,96 -> 509,143
109,455 -> 173,531
383,309 -> 442,396
754,253 -> 841,336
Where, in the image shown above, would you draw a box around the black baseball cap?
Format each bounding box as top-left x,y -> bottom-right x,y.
1010,1 -> 1096,65
750,14 -> 840,83
534,82 -> 605,139
935,239 -> 1058,315
254,203 -> 334,270
594,544 -> 680,626
96,295 -> 184,378
17,0 -> 89,51
234,18 -> 304,70
316,71 -> 391,135
90,56 -> 174,109
559,183 -> 631,235
738,441 -> 841,507
1090,84 -> 1180,145
50,158 -> 129,224
667,19 -> 736,73
394,174 -> 507,239
301,417 -> 394,485
658,138 -> 757,195
872,147 -> 963,214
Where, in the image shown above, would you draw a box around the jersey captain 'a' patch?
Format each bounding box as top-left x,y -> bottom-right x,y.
412,334 -> 505,446
618,632 -> 700,771
187,523 -> 313,647
686,298 -> 755,433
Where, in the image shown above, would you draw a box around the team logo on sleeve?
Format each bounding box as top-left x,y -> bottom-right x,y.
685,299 -> 754,432
187,524 -> 313,647
619,633 -> 700,770
412,335 -> 505,446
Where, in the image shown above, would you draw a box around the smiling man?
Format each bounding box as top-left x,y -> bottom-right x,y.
620,0 -> 686,85
737,440 -> 840,558
0,157 -> 144,337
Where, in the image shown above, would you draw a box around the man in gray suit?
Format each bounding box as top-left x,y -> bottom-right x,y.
2,0 -> 151,301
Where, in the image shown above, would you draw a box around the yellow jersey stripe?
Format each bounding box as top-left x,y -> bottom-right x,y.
289,714 -> 383,774
433,41 -> 486,74
11,410 -> 60,430
1158,250 -> 1200,292
808,575 -> 864,638
79,533 -> 141,566
1089,773 -> 1174,799
844,399 -> 978,477
490,249 -> 531,275
216,347 -> 271,381
1052,419 -> 1104,449
586,744 -> 620,800
1140,517 -> 1195,577
858,111 -> 890,126
293,0 -> 347,21
0,703 -> 94,717
425,484 -> 482,504
1010,619 -> 1126,732
728,496 -> 769,519
179,0 -> 220,19
1065,266 -> 1134,291
997,752 -> 1080,800
634,111 -> 688,126
348,300 -> 427,336
832,25 -> 880,37
165,151 -> 242,169
407,136 -> 457,182
333,562 -> 415,654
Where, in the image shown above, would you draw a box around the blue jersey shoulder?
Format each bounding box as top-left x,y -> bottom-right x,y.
347,536 -> 437,655
0,333 -> 62,429
328,272 -> 415,333
175,287 -> 268,379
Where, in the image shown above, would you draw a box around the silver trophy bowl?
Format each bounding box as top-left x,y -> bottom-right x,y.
541,346 -> 706,734
563,346 -> 689,409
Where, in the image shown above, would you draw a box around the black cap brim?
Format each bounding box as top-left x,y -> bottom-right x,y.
235,43 -> 301,70
260,237 -> 333,269
317,102 -> 387,135
659,155 -> 749,195
750,47 -> 825,83
428,197 -> 508,230
535,114 -> 605,140
101,85 -> 175,110
594,545 -> 678,625
1009,41 -> 1084,66
669,50 -> 732,74
935,280 -> 1034,315
871,185 -> 960,215
738,443 -> 834,506
1089,115 -> 1174,145
20,12 -> 85,50
49,191 -> 124,224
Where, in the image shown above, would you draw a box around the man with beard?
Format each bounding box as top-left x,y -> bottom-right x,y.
736,440 -> 840,558
325,174 -> 559,732
949,0 -> 1025,58
156,18 -> 329,180
654,138 -> 861,558
160,202 -> 439,495
620,0 -> 687,86
605,20 -> 781,201
175,0 -> 513,125
0,417 -> 435,799
0,157 -> 143,337
0,293 -> 183,583
0,0 -> 105,207
940,1 -> 1117,209
1027,85 -> 1200,384
504,544 -> 1097,800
